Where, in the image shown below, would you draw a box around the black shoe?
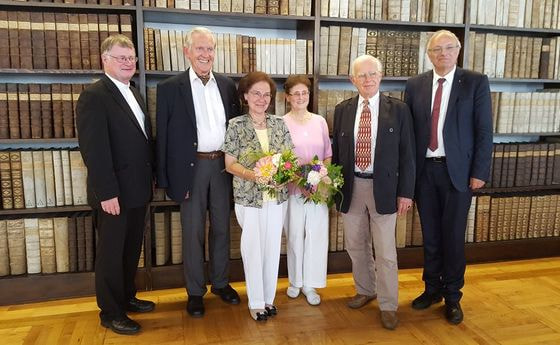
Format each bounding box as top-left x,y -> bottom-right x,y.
264,305 -> 277,317
445,301 -> 464,325
187,296 -> 205,318
211,284 -> 240,305
101,316 -> 141,335
126,297 -> 155,313
411,291 -> 443,310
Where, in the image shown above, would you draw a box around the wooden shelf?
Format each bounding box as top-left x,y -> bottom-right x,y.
476,185 -> 560,195
145,70 -> 313,79
493,132 -> 560,137
488,78 -> 560,84
0,138 -> 79,145
0,205 -> 91,217
468,24 -> 560,36
319,17 -> 466,30
0,0 -> 136,12
0,68 -> 105,76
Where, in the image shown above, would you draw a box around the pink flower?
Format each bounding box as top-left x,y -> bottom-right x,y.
284,161 -> 292,169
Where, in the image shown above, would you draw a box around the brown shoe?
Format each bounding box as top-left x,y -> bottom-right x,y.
347,294 -> 376,309
380,311 -> 399,330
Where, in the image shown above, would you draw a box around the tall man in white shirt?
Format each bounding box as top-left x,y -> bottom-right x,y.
332,55 -> 415,330
405,30 -> 493,324
77,34 -> 155,335
156,27 -> 241,317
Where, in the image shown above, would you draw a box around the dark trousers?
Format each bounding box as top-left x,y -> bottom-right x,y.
95,205 -> 147,321
180,158 -> 231,296
416,160 -> 472,303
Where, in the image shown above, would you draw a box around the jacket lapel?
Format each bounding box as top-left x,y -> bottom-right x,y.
422,70 -> 434,121
101,75 -> 147,139
180,69 -> 197,128
445,67 -> 463,121
345,96 -> 359,161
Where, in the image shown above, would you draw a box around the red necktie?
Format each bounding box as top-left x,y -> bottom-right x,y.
429,78 -> 446,152
356,100 -> 371,171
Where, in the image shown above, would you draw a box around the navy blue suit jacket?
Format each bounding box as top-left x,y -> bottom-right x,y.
404,67 -> 493,192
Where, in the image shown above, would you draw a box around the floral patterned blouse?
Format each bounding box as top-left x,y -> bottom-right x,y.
223,114 -> 294,208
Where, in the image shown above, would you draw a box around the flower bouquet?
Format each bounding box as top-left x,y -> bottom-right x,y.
296,156 -> 344,207
252,149 -> 299,197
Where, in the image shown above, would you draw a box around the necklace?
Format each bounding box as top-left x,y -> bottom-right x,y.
250,114 -> 267,128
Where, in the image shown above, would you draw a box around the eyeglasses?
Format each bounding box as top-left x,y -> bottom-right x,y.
248,90 -> 272,99
427,45 -> 460,54
355,71 -> 380,81
288,91 -> 310,97
107,55 -> 139,63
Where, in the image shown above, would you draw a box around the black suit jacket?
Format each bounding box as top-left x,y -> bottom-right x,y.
404,67 -> 493,192
332,94 -> 415,214
76,75 -> 154,209
155,69 -> 240,203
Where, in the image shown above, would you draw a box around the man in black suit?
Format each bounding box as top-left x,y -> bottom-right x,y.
77,34 -> 155,335
156,27 -> 241,317
404,30 -> 493,324
332,54 -> 415,330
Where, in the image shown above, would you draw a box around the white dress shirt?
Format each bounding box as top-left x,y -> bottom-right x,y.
189,68 -> 227,152
106,73 -> 147,138
426,65 -> 456,158
353,91 -> 380,174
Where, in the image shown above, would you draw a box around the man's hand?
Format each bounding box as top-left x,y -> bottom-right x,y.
397,197 -> 413,216
101,197 -> 120,216
469,177 -> 485,190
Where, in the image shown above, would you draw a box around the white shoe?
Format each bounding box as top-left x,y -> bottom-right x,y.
302,287 -> 321,306
287,286 -> 300,298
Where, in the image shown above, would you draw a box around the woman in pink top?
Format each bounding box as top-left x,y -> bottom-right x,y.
283,75 -> 332,306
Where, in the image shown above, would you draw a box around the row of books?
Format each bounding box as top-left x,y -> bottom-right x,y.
144,28 -> 313,75
492,91 -> 560,134
0,215 -> 95,277
0,83 -> 87,140
0,11 -> 133,70
320,27 -> 432,77
466,32 -> 559,80
17,0 -> 134,4
470,0 -> 560,29
489,142 -> 560,188
143,0 -> 312,15
0,150 -> 88,210
322,0 -> 465,24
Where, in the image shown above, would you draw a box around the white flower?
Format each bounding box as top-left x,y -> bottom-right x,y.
307,171 -> 321,186
272,153 -> 282,167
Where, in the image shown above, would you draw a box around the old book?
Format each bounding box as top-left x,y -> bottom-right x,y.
41,150 -> 55,207
32,151 -> 47,208
61,84 -> 74,138
119,14 -> 133,40
76,216 -> 85,271
55,13 -> 71,70
327,26 -> 340,76
530,37 -> 542,79
537,143 -> 548,185
30,12 -> 46,69
78,14 -> 90,70
69,151 -> 87,205
7,11 -> 19,68
28,84 -> 42,138
43,12 -> 58,69
170,211 -> 182,264
545,143 -> 555,185
319,26 -> 329,75
61,150 -> 73,205
337,26 -> 352,75
0,151 -> 13,210
67,217 -> 77,272
489,197 -> 499,241
39,84 -> 53,139
20,151 -> 35,208
495,35 -> 507,78
504,35 -> 515,78
491,144 -> 504,188
9,152 -> 24,209
540,37 -> 551,78
88,14 -> 100,70
48,151 -> 64,208
67,14 -> 82,70
51,84 -> 63,138
0,221 -> 9,276
515,143 -> 528,186
7,83 -> 19,139
506,144 -> 518,188
553,143 -> 560,185
38,218 -> 56,273
154,212 -> 169,266
0,11 -> 9,68
0,84 -> 7,138
18,84 -> 31,139
24,218 -> 41,274
98,14 -> 109,41
84,215 -> 94,271
7,219 -> 26,275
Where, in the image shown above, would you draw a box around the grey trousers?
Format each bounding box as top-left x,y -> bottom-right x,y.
342,177 -> 398,311
180,158 -> 231,296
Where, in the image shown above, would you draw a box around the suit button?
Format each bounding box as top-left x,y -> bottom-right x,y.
194,142 -> 197,146
146,162 -> 151,167
190,163 -> 194,167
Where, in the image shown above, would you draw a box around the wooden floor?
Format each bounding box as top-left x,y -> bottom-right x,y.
1,258 -> 560,345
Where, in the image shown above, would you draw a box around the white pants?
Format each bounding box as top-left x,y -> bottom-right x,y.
235,201 -> 287,310
285,195 -> 329,289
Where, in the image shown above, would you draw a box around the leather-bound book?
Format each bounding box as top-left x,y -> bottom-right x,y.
0,84 -> 8,138
43,12 -> 58,69
76,216 -> 85,271
40,84 -> 53,138
43,150 -> 56,207
69,151 -> 87,205
0,220 -> 9,276
68,14 -> 82,70
60,84 -> 74,138
0,151 -> 13,209
119,14 -> 133,40
61,150 -> 73,205
9,151 -> 24,209
98,14 -> 109,43
17,12 -> 33,69
67,216 -> 77,272
7,219 -> 26,275
79,14 -> 90,70
71,84 -> 82,137
7,83 -> 19,139
32,151 -> 47,208
84,215 -> 94,271
52,150 -> 64,206
0,11 -> 9,68
20,151 -> 35,208
8,11 -> 19,68
55,13 -> 71,69
53,217 -> 69,273
38,218 -> 56,273
51,83 -> 63,138
24,218 -> 41,274
29,84 -> 42,138
18,84 -> 31,139
30,12 -> 46,69
87,14 -> 100,70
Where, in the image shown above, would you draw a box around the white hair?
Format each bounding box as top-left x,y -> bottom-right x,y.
350,55 -> 383,76
184,27 -> 216,49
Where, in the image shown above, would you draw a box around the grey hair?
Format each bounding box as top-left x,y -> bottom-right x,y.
427,29 -> 462,49
184,27 -> 216,49
350,54 -> 383,76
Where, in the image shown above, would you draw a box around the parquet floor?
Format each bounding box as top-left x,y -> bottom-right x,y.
1,258 -> 560,344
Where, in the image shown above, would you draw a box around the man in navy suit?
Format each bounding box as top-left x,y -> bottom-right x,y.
156,27 -> 241,317
404,30 -> 493,324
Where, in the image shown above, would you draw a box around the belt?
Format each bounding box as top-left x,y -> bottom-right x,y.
426,156 -> 446,162
196,151 -> 224,160
354,171 -> 374,179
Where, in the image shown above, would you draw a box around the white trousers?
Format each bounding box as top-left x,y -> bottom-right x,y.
235,201 -> 287,310
285,195 -> 329,289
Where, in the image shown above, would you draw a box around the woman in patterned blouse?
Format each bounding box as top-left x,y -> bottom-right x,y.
223,71 -> 294,322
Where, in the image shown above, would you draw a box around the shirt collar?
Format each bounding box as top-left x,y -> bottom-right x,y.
433,65 -> 456,86
189,68 -> 215,84
358,91 -> 380,107
105,73 -> 130,93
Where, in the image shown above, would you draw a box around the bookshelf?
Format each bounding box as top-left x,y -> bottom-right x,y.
0,0 -> 560,306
